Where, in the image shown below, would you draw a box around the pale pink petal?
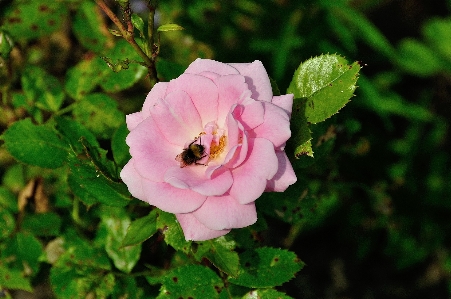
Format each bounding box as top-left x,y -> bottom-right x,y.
228,60 -> 273,102
141,181 -> 206,213
176,213 -> 230,241
126,112 -> 144,131
192,194 -> 257,230
215,74 -> 249,126
229,138 -> 278,204
166,73 -> 219,127
127,116 -> 180,182
185,58 -> 239,76
222,112 -> 249,169
272,94 -> 294,116
248,102 -> 291,148
198,71 -> 221,81
120,159 -> 145,200
150,90 -> 203,146
141,82 -> 169,119
266,151 -> 297,191
164,166 -> 233,196
233,100 -> 264,130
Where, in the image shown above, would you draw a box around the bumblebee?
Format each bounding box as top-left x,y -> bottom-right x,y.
176,137 -> 207,167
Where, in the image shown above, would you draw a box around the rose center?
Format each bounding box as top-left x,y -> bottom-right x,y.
209,134 -> 226,160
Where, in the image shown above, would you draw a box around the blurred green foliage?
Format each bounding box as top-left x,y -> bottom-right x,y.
0,0 -> 451,298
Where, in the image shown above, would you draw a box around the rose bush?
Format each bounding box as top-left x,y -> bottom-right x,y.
121,59 -> 296,241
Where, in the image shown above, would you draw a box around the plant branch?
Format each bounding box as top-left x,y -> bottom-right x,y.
95,0 -> 158,86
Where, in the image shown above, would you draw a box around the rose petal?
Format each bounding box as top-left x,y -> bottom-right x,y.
150,90 -> 203,146
234,100 -> 264,130
176,213 -> 230,241
166,73 -> 219,126
164,166 -> 233,196
272,94 -> 294,117
141,180 -> 207,213
215,74 -> 249,127
192,194 -> 257,230
126,112 -> 144,131
120,159 -> 145,200
248,102 -> 291,148
228,60 -> 273,102
222,112 -> 248,168
185,58 -> 239,76
265,151 -> 297,191
141,82 -> 169,119
127,116 -> 180,181
229,138 -> 278,204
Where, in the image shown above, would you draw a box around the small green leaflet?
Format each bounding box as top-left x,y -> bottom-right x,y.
229,247 -> 304,288
288,54 -> 360,124
121,210 -> 158,247
193,236 -> 240,277
157,24 -> 184,32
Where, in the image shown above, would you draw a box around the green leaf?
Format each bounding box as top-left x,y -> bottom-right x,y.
229,247 -> 304,288
131,14 -> 145,37
21,65 -> 64,112
194,237 -> 240,277
67,152 -> 131,207
11,92 -> 43,123
112,276 -> 143,299
288,54 -> 360,124
1,1 -> 68,40
64,56 -> 109,100
79,137 -> 119,182
72,1 -> 112,53
22,212 -> 62,237
157,24 -> 184,32
55,116 -> 100,154
100,207 -> 141,274
156,265 -> 223,299
0,186 -> 18,212
0,209 -> 15,240
50,239 -> 112,299
72,93 -> 125,139
0,266 -> 32,292
2,118 -> 69,168
242,289 -> 294,299
2,232 -> 44,275
422,17 -> 451,62
396,39 -> 442,76
99,40 -> 147,92
288,98 -> 313,158
112,122 -> 131,167
0,30 -> 15,59
122,209 -> 158,247
156,210 -> 191,253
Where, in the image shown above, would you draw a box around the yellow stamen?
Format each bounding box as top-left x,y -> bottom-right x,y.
209,135 -> 227,160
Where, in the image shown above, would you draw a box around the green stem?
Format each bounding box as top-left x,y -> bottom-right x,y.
54,102 -> 77,116
95,0 -> 158,87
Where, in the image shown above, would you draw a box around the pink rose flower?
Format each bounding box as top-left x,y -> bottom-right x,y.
120,59 -> 296,241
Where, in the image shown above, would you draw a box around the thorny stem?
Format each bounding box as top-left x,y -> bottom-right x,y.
95,0 -> 158,87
